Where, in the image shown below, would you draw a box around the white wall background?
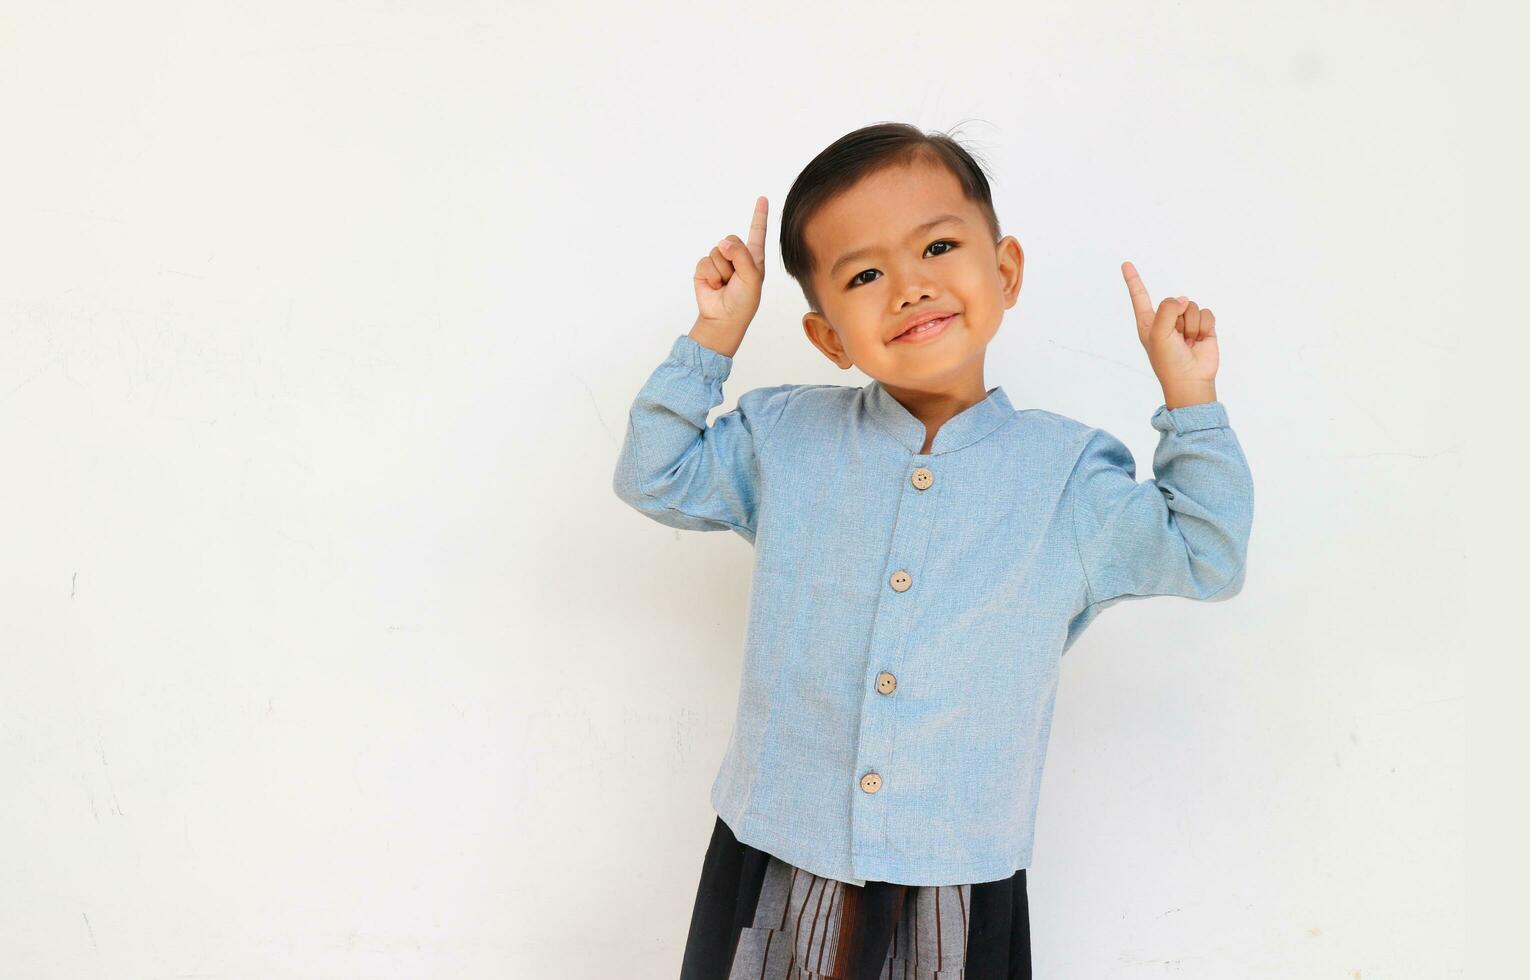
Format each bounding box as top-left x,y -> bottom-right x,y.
3,1 -> 1503,976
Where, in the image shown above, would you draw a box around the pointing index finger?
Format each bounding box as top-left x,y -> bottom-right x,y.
1121,260 -> 1154,327
747,196 -> 769,264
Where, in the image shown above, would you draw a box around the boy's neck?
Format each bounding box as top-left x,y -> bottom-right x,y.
878,367 -> 994,455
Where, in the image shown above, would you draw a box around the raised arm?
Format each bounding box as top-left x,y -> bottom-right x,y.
612,334 -> 796,542
1059,263 -> 1254,653
1066,400 -> 1254,611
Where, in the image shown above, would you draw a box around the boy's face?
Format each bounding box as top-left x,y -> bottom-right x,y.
800,158 -> 1024,393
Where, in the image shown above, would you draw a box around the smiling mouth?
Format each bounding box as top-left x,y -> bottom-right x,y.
893,313 -> 956,342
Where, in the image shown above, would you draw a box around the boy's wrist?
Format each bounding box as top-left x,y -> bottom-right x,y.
1162,383 -> 1218,410
689,319 -> 747,359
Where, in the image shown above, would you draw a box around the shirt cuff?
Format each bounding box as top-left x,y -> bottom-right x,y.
1150,399 -> 1229,434
668,333 -> 733,383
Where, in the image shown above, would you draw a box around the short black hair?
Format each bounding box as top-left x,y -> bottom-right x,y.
780,121 -> 1001,313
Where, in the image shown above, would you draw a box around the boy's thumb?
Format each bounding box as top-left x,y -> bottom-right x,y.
721,238 -> 760,283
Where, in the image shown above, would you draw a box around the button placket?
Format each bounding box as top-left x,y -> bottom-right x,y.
848,453 -> 945,875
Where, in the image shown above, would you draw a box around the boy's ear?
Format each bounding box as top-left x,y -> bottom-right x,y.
999,235 -> 1025,309
802,311 -> 854,370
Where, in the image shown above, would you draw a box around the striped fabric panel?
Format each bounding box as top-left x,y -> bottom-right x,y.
728,854 -> 972,979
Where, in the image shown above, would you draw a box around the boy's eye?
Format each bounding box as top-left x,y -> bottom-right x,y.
847,240 -> 960,288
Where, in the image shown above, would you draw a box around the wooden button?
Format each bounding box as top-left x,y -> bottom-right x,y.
911,467 -> 933,490
890,570 -> 912,592
876,671 -> 897,694
860,772 -> 883,794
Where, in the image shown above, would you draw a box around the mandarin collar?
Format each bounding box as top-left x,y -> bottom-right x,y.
861,379 -> 1014,456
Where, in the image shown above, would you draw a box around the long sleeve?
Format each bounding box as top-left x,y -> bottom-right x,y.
1065,400 -> 1254,614
612,333 -> 797,543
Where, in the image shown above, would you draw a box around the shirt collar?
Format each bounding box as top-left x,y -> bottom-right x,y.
861,379 -> 1015,456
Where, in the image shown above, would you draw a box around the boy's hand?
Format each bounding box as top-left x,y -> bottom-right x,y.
690,196 -> 769,358
1121,260 -> 1220,409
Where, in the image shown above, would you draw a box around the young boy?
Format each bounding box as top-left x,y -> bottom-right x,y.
612,123 -> 1254,980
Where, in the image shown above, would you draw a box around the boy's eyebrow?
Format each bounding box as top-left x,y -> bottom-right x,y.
828,213 -> 967,278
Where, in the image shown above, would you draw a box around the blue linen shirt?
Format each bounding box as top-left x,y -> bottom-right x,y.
613,333 -> 1254,886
